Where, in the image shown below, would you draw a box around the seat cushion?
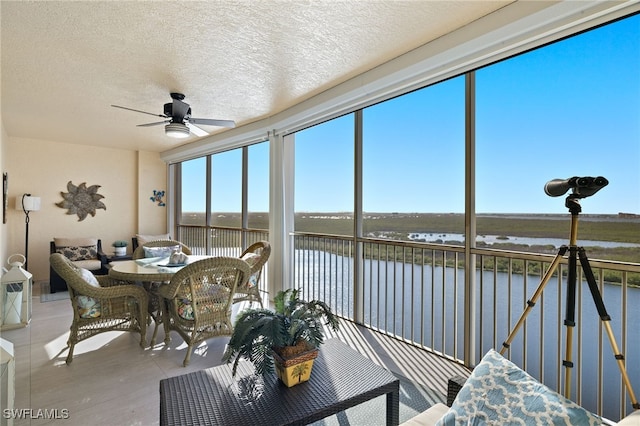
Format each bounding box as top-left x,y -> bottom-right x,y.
176,285 -> 227,320
401,403 -> 449,426
72,259 -> 102,271
618,410 -> 640,425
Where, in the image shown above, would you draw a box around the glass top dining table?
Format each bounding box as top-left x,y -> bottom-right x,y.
107,255 -> 212,346
108,255 -> 211,282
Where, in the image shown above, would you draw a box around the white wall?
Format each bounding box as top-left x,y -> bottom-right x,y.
136,150 -> 168,235
5,136 -> 166,282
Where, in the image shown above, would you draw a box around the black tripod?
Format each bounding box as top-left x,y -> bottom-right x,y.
499,177 -> 639,410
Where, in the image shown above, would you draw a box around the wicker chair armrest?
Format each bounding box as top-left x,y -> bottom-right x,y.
75,276 -> 148,301
97,275 -> 131,288
240,241 -> 270,274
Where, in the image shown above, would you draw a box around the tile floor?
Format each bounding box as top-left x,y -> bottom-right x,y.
2,286 -> 469,425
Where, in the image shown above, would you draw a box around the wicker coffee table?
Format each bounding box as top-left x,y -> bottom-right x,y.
159,338 -> 400,425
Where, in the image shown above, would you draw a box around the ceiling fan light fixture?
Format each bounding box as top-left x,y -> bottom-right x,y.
165,122 -> 190,139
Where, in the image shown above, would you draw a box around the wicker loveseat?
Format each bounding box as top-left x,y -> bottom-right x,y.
402,349 -> 640,425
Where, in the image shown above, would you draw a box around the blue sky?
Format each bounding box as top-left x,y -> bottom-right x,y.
185,14 -> 639,216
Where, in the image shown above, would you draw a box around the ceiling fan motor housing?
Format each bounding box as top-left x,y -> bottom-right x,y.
163,102 -> 172,117
164,102 -> 192,123
111,91 -> 234,136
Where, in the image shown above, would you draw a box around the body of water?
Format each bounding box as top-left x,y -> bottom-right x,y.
408,232 -> 640,248
295,249 -> 640,420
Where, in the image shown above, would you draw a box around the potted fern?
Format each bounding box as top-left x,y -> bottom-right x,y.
222,288 -> 339,387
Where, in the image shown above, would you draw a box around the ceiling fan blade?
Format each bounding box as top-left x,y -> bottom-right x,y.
189,118 -> 236,128
137,120 -> 169,127
185,122 -> 208,137
172,98 -> 190,120
111,104 -> 167,118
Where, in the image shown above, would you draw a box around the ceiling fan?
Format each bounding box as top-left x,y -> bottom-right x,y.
111,93 -> 235,139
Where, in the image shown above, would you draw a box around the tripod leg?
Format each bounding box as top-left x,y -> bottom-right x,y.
500,247 -> 567,356
578,248 -> 640,410
563,247 -> 578,399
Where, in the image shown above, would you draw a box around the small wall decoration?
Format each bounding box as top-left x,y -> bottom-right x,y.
56,181 -> 106,221
151,190 -> 165,207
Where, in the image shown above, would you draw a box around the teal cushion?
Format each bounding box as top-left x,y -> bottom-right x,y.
436,349 -> 602,425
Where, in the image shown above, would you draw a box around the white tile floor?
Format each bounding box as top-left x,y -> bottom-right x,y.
2,287 -> 469,426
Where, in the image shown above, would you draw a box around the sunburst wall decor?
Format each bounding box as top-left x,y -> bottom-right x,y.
56,181 -> 106,221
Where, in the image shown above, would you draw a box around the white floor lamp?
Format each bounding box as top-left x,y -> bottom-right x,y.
16,194 -> 40,271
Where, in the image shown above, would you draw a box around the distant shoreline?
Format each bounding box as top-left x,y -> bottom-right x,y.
179,211 -> 640,264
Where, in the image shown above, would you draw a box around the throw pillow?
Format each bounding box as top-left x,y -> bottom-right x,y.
78,267 -> 100,287
240,253 -> 261,288
436,349 -> 602,425
57,245 -> 97,261
75,268 -> 101,318
143,245 -> 180,259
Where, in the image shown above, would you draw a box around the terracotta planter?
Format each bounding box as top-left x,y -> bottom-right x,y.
272,344 -> 319,387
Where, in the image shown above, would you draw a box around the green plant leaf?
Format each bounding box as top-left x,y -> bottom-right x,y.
223,289 -> 339,377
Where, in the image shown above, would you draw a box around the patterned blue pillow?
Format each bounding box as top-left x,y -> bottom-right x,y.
143,245 -> 179,259
436,349 -> 602,425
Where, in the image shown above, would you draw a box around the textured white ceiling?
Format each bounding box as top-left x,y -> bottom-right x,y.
1,1 -> 512,152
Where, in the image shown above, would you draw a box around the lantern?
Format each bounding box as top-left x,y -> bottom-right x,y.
1,254 -> 32,330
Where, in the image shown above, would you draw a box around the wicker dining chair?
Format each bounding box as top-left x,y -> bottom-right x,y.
132,239 -> 192,260
49,253 -> 148,364
131,239 -> 192,345
156,256 -> 251,366
234,241 -> 271,307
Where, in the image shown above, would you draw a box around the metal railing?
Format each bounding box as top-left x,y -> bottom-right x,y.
177,224 -> 640,420
177,224 -> 270,296
177,225 -> 269,255
291,231 -> 640,421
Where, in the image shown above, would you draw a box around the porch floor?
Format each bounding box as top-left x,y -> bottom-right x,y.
2,285 -> 469,425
